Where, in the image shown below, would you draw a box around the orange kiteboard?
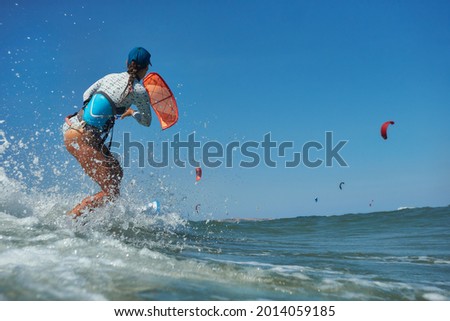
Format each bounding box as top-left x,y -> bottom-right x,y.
143,72 -> 179,130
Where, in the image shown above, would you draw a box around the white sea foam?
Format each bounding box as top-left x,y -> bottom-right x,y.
423,292 -> 448,300
397,206 -> 416,210
0,129 -> 10,154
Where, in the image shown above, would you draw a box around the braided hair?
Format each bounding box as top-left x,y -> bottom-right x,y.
119,60 -> 140,102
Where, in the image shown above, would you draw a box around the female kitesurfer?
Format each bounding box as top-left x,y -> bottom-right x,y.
62,47 -> 152,217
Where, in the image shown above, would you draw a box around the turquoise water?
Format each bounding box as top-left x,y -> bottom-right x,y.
0,173 -> 448,301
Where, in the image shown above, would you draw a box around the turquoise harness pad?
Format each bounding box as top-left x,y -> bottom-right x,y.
82,93 -> 114,128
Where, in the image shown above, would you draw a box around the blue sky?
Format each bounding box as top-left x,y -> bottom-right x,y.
1,0 -> 449,219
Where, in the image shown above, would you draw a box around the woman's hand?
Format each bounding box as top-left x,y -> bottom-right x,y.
120,108 -> 135,119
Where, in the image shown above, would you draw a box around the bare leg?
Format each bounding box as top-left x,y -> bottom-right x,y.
69,191 -> 112,216
64,128 -> 123,216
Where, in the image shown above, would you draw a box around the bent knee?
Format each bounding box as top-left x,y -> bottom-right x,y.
105,185 -> 120,198
65,138 -> 81,155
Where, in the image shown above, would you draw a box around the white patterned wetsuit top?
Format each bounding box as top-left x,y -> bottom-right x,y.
83,71 -> 152,127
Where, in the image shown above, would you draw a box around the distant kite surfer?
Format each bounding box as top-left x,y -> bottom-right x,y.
62,47 -> 153,217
